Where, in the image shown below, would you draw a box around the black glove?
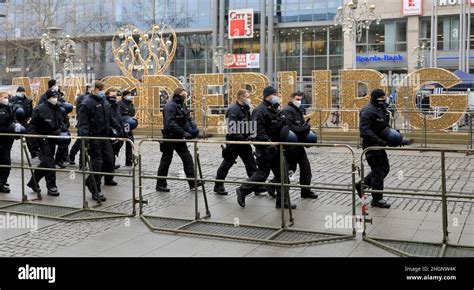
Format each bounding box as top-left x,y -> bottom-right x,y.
377,139 -> 387,147
183,132 -> 193,139
302,124 -> 311,135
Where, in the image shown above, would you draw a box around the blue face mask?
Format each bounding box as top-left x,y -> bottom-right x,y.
270,95 -> 280,105
97,91 -> 106,98
16,92 -> 24,98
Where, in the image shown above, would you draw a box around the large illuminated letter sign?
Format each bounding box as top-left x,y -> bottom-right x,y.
396,68 -> 468,130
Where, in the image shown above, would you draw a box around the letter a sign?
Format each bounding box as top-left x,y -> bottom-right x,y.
228,9 -> 254,39
403,0 -> 423,16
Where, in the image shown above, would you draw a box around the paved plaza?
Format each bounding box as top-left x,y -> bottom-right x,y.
0,137 -> 473,257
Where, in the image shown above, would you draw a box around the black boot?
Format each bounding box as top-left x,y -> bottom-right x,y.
0,183 -> 10,193
301,191 -> 318,199
104,180 -> 118,186
213,184 -> 228,195
371,198 -> 391,209
155,184 -> 170,192
266,185 -> 276,198
236,188 -> 248,208
27,178 -> 41,193
355,181 -> 368,199
47,187 -> 60,197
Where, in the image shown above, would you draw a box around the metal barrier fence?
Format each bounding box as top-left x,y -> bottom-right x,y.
360,147 -> 474,257
133,107 -> 472,148
0,133 -> 137,221
137,138 -> 358,246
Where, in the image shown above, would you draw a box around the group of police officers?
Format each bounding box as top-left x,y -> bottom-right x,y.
157,85 -> 394,210
0,81 -> 394,209
0,80 -> 136,201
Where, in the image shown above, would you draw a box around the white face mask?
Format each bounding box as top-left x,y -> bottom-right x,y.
48,97 -> 58,105
125,95 -> 133,101
0,98 -> 9,105
293,100 -> 302,108
243,98 -> 251,106
51,85 -> 59,92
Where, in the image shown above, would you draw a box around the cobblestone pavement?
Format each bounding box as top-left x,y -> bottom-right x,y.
0,138 -> 473,257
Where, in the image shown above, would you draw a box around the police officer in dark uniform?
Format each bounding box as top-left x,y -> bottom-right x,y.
77,81 -> 123,201
68,88 -> 90,166
357,88 -> 391,209
27,90 -> 66,196
104,87 -> 123,185
117,90 -> 135,167
281,92 -> 318,199
214,89 -> 265,195
0,91 -> 16,193
156,88 -> 199,192
236,86 -> 296,209
10,87 -> 34,157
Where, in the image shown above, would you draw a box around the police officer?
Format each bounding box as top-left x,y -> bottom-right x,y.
357,88 -> 391,209
104,87 -> 123,186
0,91 -> 15,193
54,89 -> 71,168
156,88 -> 199,192
281,92 -> 318,199
10,87 -> 35,157
236,86 -> 296,209
27,90 -> 66,196
68,88 -> 90,167
214,89 -> 265,195
117,90 -> 136,167
77,81 -> 123,201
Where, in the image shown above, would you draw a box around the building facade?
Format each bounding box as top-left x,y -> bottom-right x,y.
0,0 -> 473,88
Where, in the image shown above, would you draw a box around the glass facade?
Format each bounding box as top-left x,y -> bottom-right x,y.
357,20 -> 407,53
276,0 -> 342,22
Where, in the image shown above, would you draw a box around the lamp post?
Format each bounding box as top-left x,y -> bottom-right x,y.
40,27 -> 77,78
334,0 -> 381,69
1,13 -> 7,83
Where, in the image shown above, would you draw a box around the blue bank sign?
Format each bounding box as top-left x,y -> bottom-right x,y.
356,54 -> 404,63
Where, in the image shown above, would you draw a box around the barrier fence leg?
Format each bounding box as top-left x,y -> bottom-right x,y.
351,163 -> 357,237
81,139 -> 88,209
22,140 -> 41,201
193,142 -> 200,220
83,141 -> 101,207
279,144 -> 286,229
138,153 -> 144,216
440,151 -> 449,245
20,137 -> 27,202
132,149 -> 137,216
196,150 -> 211,218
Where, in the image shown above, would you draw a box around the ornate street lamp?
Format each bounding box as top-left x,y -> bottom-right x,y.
334,0 -> 381,68
213,46 -> 225,74
63,53 -> 84,74
40,27 -> 77,78
413,40 -> 430,69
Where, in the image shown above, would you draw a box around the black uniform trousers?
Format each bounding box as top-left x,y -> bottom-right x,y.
32,139 -> 58,189
55,145 -> 69,163
364,149 -> 390,201
215,144 -> 257,187
125,131 -> 134,164
285,146 -> 312,195
0,138 -> 14,185
239,147 -> 289,204
86,139 -> 114,193
156,141 -> 195,188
